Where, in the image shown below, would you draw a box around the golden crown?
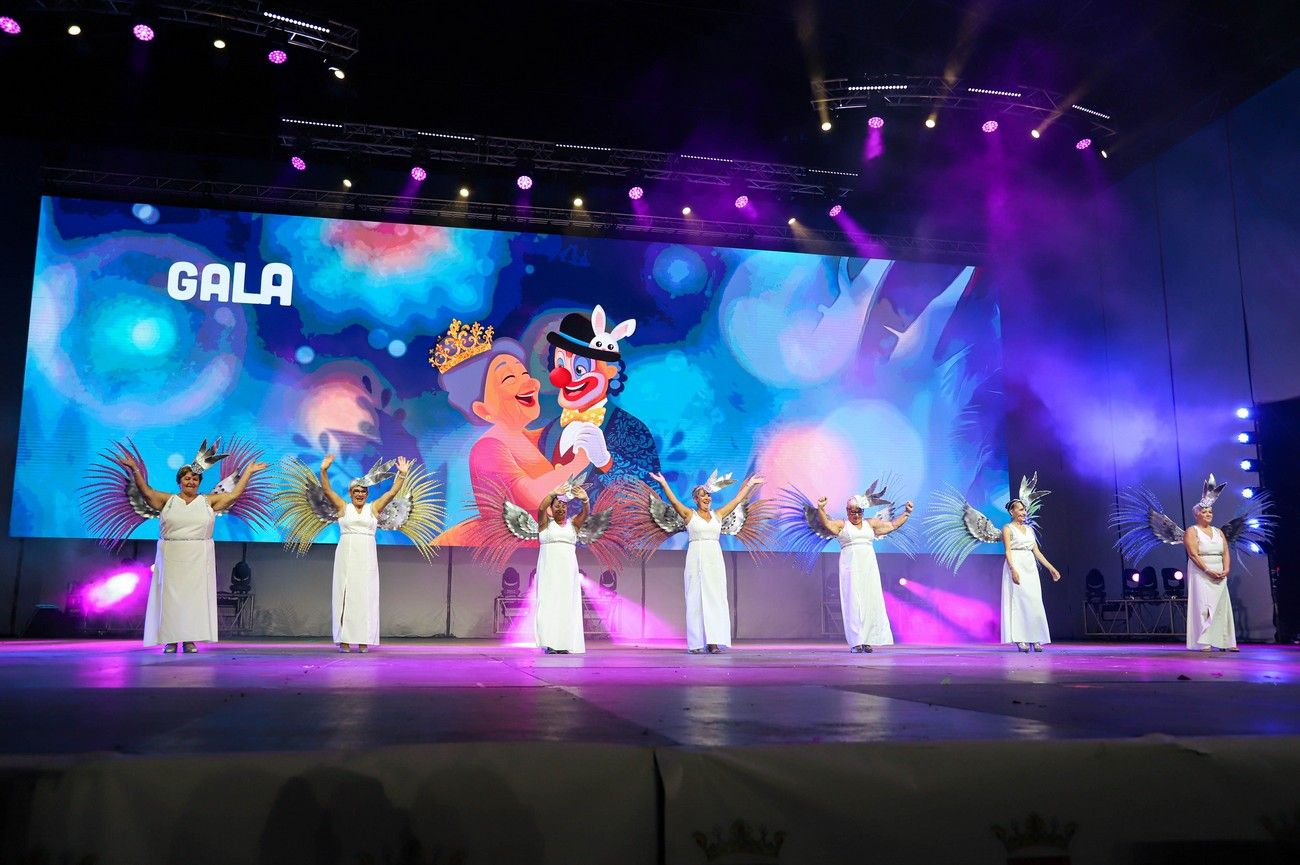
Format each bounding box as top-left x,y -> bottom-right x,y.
429,319 -> 495,374
693,821 -> 786,862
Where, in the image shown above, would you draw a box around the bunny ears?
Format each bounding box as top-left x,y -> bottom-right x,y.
589,305 -> 636,355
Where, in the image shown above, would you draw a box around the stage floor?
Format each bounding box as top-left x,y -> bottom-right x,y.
2,639 -> 1298,755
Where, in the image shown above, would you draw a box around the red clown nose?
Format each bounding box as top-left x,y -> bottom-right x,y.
549,367 -> 573,387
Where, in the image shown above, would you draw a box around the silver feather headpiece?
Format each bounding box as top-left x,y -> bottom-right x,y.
187,438 -> 228,477
348,458 -> 397,491
695,470 -> 736,496
1194,473 -> 1227,511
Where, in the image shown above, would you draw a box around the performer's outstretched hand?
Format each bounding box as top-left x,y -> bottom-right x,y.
648,471 -> 668,487
115,454 -> 139,472
394,455 -> 412,474
817,496 -> 829,508
321,454 -> 335,471
245,461 -> 270,474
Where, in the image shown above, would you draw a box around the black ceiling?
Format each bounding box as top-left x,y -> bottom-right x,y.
2,0 -> 1297,214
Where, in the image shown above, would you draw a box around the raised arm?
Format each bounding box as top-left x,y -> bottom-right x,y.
209,461 -> 270,512
869,501 -> 914,537
370,456 -> 410,515
537,492 -> 559,529
816,497 -> 846,536
571,486 -> 591,532
114,454 -> 170,512
716,475 -> 764,522
648,472 -> 693,521
317,454 -> 346,514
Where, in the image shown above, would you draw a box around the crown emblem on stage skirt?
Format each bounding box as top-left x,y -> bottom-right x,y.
429,319 -> 495,373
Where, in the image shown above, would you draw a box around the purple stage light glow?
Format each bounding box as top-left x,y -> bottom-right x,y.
0,16 -> 21,35
828,204 -> 843,217
516,175 -> 533,190
410,166 -> 427,181
898,577 -> 908,586
1174,571 -> 1184,580
1076,138 -> 1092,150
1235,407 -> 1251,419
268,49 -> 288,64
627,186 -> 644,200
84,571 -> 142,611
1131,572 -> 1140,583
981,120 -> 999,133
132,23 -> 154,41
734,195 -> 749,208
867,116 -> 885,129
290,156 -> 307,171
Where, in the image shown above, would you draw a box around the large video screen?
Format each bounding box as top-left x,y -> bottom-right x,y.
13,196 -> 1008,550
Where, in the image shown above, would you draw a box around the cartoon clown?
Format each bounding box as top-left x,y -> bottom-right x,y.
539,305 -> 662,502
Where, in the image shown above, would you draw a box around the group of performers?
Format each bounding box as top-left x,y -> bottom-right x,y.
79,306 -> 1276,658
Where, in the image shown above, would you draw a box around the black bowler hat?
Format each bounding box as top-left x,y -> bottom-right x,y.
546,312 -> 620,361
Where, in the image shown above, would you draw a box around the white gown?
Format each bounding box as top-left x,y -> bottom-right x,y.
685,511 -> 731,650
1186,526 -> 1236,649
1000,523 -> 1051,644
838,520 -> 894,647
333,503 -> 381,645
143,494 -> 218,646
534,518 -> 585,653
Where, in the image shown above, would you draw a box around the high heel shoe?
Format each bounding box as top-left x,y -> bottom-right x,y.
1017,643 -> 1030,653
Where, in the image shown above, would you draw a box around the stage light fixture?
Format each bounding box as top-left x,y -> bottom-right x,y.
458,187 -> 470,198
828,204 -> 842,217
213,38 -> 226,49
627,186 -> 644,200
342,178 -> 352,189
599,570 -> 617,596
0,16 -> 20,35
329,66 -> 345,79
925,115 -> 937,128
1161,567 -> 1185,597
1241,458 -> 1258,472
1084,568 -> 1106,601
501,567 -> 520,598
1076,138 -> 1092,150
867,116 -> 885,129
132,23 -> 155,41
1242,487 -> 1258,499
1237,432 -> 1254,444
821,120 -> 833,131
1137,566 -> 1159,599
410,166 -> 427,181
787,217 -> 797,225
67,24 -> 82,36
289,155 -> 307,171
1235,407 -> 1251,419
573,197 -> 584,208
230,560 -> 252,594
1030,128 -> 1041,139
1122,569 -> 1141,599
981,120 -> 999,133
898,577 -> 908,586
516,175 -> 533,190
268,49 -> 288,64
681,206 -> 691,215
734,195 -> 749,208
1100,150 -> 1109,159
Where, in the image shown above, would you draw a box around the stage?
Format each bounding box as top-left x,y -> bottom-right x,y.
3,640 -> 1300,863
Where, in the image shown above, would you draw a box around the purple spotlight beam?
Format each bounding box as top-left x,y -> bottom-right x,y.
290,156 -> 307,171
627,186 -> 644,200
0,16 -> 21,35
981,120 -> 999,133
1076,138 -> 1093,150
410,166 -> 427,181
516,175 -> 533,190
268,49 -> 288,64
734,195 -> 749,209
867,116 -> 884,129
828,204 -> 843,217
132,23 -> 154,41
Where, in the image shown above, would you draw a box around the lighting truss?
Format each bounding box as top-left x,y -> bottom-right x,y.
29,0 -> 359,59
813,75 -> 1117,138
41,167 -> 989,262
276,119 -> 859,198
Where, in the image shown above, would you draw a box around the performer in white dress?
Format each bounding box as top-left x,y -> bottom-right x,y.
1184,502 -> 1236,651
648,471 -> 765,654
534,484 -> 591,654
318,455 -> 413,653
816,495 -> 914,652
1001,499 -> 1061,652
114,442 -> 269,654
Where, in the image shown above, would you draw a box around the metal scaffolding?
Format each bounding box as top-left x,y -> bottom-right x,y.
277,118 -> 862,198
813,75 -> 1117,139
41,167 -> 990,261
30,0 -> 359,59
